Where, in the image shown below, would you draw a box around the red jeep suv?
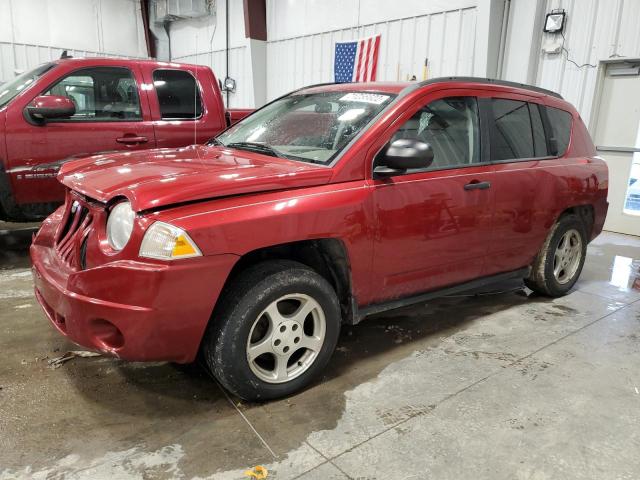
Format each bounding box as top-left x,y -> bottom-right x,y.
31,78 -> 608,400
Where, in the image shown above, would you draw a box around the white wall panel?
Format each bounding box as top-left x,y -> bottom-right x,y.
514,0 -> 640,128
167,0 -> 254,108
0,0 -> 147,83
266,0 -> 477,41
0,42 -> 141,84
266,7 -> 477,101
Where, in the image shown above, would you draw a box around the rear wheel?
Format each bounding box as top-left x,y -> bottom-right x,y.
525,214 -> 587,297
202,260 -> 341,401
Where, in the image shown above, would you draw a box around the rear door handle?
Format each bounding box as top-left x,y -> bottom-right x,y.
116,135 -> 148,145
464,181 -> 491,190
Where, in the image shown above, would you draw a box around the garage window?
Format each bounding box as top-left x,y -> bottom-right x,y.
490,99 -> 534,160
153,69 -> 203,120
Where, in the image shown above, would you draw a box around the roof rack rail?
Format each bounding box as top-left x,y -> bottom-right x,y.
418,76 -> 563,99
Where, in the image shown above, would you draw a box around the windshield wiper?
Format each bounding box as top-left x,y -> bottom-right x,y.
226,142 -> 283,158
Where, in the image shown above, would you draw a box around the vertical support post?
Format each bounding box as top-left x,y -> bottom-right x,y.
243,0 -> 267,107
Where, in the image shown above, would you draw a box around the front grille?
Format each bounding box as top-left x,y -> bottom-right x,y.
55,198 -> 94,269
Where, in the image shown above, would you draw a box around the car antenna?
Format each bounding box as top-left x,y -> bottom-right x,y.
60,50 -> 72,59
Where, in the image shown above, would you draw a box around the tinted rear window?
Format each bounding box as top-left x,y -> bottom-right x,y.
490,99 -> 534,160
153,69 -> 202,119
530,103 -> 548,157
545,106 -> 572,156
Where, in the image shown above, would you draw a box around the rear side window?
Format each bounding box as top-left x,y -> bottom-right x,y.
545,106 -> 572,156
153,69 -> 202,120
490,99 -> 534,160
529,103 -> 548,157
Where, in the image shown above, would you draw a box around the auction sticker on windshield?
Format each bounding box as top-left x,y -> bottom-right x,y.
339,93 -> 390,104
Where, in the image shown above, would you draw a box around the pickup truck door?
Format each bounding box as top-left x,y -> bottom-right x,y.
5,64 -> 156,205
138,65 -> 227,148
370,93 -> 494,303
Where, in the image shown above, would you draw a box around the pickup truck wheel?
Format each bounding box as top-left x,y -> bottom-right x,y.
202,260 -> 341,401
525,214 -> 587,297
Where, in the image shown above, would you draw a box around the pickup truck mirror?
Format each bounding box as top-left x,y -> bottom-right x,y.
375,138 -> 434,176
26,95 -> 76,123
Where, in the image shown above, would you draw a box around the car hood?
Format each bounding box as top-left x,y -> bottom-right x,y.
58,145 -> 333,211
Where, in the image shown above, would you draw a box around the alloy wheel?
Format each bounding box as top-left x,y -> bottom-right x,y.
246,293 -> 326,384
553,228 -> 583,284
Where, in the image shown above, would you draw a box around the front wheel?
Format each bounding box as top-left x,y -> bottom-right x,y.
202,260 -> 341,401
525,214 -> 587,297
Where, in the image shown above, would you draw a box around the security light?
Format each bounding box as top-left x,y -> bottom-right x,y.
544,10 -> 566,33
223,77 -> 236,93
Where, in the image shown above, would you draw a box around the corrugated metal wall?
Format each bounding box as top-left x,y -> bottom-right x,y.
535,0 -> 640,127
0,0 -> 147,84
266,7 -> 477,100
0,42 -> 139,84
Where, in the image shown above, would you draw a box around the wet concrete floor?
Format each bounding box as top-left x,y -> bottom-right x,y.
1,224 -> 639,479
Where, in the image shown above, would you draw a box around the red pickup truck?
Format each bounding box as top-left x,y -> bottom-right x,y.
0,57 -> 251,221
31,78 -> 608,400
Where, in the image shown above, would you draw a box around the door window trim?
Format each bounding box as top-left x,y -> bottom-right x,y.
27,66 -> 144,124
151,68 -> 204,121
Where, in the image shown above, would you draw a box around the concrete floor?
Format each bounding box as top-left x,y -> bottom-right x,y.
1,224 -> 640,480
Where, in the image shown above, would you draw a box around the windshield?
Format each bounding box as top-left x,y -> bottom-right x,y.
214,91 -> 396,164
0,63 -> 55,109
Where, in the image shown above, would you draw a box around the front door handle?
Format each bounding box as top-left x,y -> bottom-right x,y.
464,181 -> 491,191
116,135 -> 148,145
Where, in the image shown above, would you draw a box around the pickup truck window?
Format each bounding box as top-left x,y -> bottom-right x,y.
390,96 -> 480,171
44,67 -> 142,121
215,91 -> 395,164
153,69 -> 203,120
0,62 -> 55,109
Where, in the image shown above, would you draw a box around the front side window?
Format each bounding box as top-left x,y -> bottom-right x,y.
44,67 -> 141,121
215,91 -> 395,164
491,99 -> 534,160
390,96 -> 480,170
153,69 -> 203,120
0,63 -> 55,109
545,106 -> 573,156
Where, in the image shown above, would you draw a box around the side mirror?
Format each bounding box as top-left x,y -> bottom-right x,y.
374,138 -> 434,176
26,95 -> 75,123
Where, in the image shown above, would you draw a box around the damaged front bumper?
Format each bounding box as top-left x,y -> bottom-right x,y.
30,208 -> 238,363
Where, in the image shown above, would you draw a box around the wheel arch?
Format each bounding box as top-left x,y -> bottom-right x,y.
557,204 -> 595,239
218,238 -> 356,325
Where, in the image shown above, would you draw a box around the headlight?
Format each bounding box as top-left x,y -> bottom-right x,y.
106,201 -> 135,251
139,221 -> 202,260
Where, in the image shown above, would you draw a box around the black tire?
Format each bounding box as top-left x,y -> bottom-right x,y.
202,260 -> 341,401
525,214 -> 587,297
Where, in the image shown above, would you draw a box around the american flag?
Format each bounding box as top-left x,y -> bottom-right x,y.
334,34 -> 381,83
